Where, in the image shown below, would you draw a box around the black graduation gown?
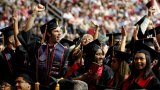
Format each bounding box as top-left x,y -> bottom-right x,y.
13,45 -> 36,80
97,65 -> 114,87
18,30 -> 69,89
0,47 -> 14,82
122,75 -> 160,90
128,77 -> 160,89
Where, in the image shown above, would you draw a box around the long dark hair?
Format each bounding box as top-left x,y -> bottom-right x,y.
131,49 -> 154,79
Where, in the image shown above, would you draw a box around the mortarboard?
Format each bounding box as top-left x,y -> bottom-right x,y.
0,26 -> 14,38
83,39 -> 101,55
73,37 -> 81,45
105,41 -> 120,58
106,33 -> 121,46
134,41 -> 160,61
40,18 -> 58,34
126,38 -> 155,56
114,50 -> 132,63
60,38 -> 74,47
134,15 -> 147,26
147,25 -> 160,36
135,38 -> 154,47
134,15 -> 150,39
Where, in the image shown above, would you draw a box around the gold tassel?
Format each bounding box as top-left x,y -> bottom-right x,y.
35,82 -> 40,90
55,83 -> 60,90
55,78 -> 64,90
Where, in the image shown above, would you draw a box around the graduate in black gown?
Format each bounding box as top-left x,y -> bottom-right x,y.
17,4 -> 72,90
0,14 -> 31,86
0,26 -> 15,83
121,42 -> 160,89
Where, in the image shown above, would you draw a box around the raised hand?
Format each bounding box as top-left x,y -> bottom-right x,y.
12,14 -> 18,23
121,26 -> 127,37
91,20 -> 99,39
133,25 -> 139,40
91,20 -> 99,29
33,4 -> 45,13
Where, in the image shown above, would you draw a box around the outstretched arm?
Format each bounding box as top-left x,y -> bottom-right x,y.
13,14 -> 21,47
120,26 -> 127,52
24,4 -> 45,32
133,25 -> 139,41
91,21 -> 99,40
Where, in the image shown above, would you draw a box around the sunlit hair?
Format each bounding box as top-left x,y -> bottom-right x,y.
81,34 -> 93,41
113,56 -> 130,86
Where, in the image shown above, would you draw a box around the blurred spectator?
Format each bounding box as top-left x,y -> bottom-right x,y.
0,0 -> 156,42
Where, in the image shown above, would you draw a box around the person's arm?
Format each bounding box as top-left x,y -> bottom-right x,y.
119,26 -> 127,52
13,14 -> 21,47
133,25 -> 139,41
24,4 -> 45,32
91,21 -> 99,40
17,4 -> 45,48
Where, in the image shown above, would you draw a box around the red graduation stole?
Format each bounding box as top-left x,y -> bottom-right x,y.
122,75 -> 153,90
38,43 -> 66,85
136,76 -> 153,88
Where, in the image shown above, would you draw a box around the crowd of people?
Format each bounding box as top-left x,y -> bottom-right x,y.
1,0 -> 160,42
0,0 -> 160,90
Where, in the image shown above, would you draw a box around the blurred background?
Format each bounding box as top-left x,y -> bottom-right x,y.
0,0 -> 160,43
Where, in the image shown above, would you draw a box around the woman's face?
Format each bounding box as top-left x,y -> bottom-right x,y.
111,57 -> 120,72
95,49 -> 105,65
134,53 -> 147,70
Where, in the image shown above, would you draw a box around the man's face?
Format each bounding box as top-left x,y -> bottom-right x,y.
81,34 -> 93,46
48,26 -> 62,43
15,77 -> 31,90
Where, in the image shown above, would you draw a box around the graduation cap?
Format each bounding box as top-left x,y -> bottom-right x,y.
134,15 -> 150,39
135,38 -> 154,47
73,37 -> 81,45
40,18 -> 58,34
105,41 -> 120,58
114,50 -> 132,63
147,25 -> 160,36
106,33 -> 121,46
83,39 -> 101,55
0,26 -> 14,38
126,38 -> 155,57
134,41 -> 160,61
60,38 -> 74,47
